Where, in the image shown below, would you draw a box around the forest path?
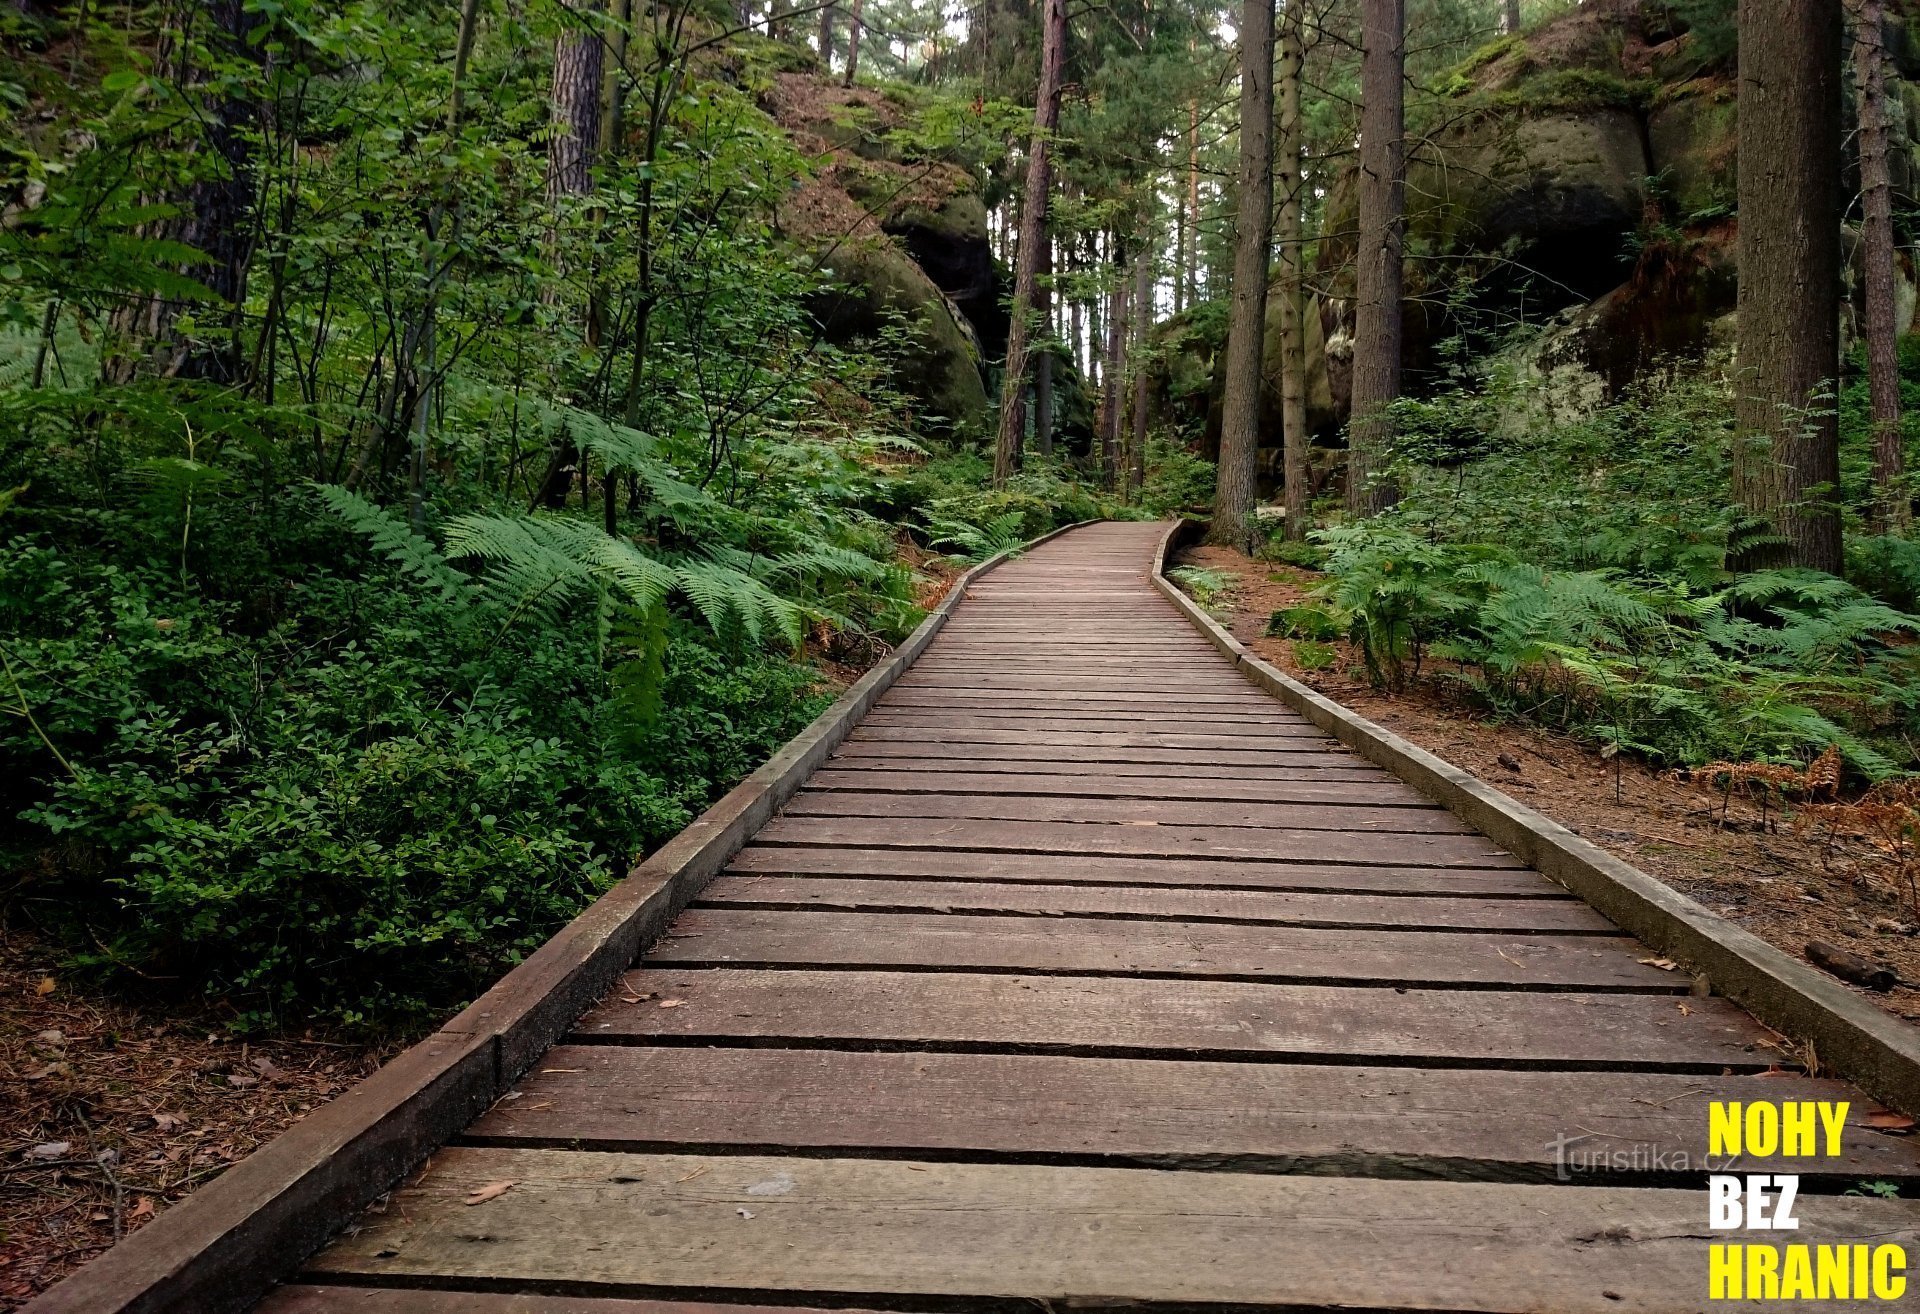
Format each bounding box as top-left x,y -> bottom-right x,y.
269,521 -> 1920,1314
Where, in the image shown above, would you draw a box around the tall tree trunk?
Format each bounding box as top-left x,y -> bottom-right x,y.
1500,0 -> 1520,33
1088,230 -> 1103,392
841,0 -> 864,85
992,0 -> 1067,484
1277,0 -> 1310,540
1036,229 -> 1055,457
1348,0 -> 1404,518
1131,235 -> 1153,499
1855,0 -> 1909,533
546,8 -> 604,203
537,1 -> 606,508
1185,98 -> 1201,309
1209,0 -> 1275,547
1104,243 -> 1129,488
817,1 -> 836,74
768,0 -> 789,40
1734,0 -> 1844,571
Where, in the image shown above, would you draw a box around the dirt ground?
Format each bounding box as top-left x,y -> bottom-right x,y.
0,929 -> 394,1308
1179,544 -> 1920,1029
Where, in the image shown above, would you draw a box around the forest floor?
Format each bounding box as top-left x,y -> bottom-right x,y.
0,542 -> 967,1309
1179,545 -> 1920,1030
0,929 -> 396,1308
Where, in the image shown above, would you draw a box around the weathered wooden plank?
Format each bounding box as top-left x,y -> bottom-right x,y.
696,876 -> 1613,931
724,844 -> 1543,890
805,768 -> 1429,804
589,968 -> 1781,1069
834,737 -> 1361,764
861,712 -> 1322,735
261,1290 -> 863,1314
647,908 -> 1662,990
855,717 -> 1329,740
879,688 -> 1286,708
783,789 -> 1463,832
819,756 -> 1398,783
308,1148 -> 1920,1312
754,814 -> 1512,866
465,1045 -> 1920,1183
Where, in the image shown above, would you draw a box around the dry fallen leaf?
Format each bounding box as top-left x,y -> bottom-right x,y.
463,1180 -> 516,1206
1862,1108 -> 1916,1134
657,999 -> 685,1009
1676,1003 -> 1693,1016
130,1196 -> 155,1220
27,1142 -> 71,1161
152,1112 -> 185,1133
34,976 -> 56,996
1638,957 -> 1679,971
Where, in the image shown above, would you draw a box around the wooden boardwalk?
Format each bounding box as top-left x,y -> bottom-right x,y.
264,522 -> 1920,1314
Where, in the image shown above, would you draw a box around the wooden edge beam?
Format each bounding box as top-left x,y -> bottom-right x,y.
1150,517 -> 1920,1116
19,521 -> 1095,1314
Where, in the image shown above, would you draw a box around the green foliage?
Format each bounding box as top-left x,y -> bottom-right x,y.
1167,564 -> 1235,606
1137,436 -> 1215,516
1306,523 -> 1920,778
1291,640 -> 1338,672
1266,604 -> 1342,641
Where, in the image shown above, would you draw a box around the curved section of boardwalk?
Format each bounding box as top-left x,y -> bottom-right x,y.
271,523 -> 1920,1314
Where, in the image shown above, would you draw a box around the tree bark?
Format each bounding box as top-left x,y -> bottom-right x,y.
1131,235 -> 1153,498
1277,0 -> 1309,540
992,0 -> 1067,485
1036,229 -> 1055,457
1854,0 -> 1909,533
1186,98 -> 1201,309
768,0 -> 789,40
1500,0 -> 1521,33
1104,243 -> 1129,488
817,1 -> 836,75
1733,0 -> 1844,572
536,0 -> 606,508
546,6 -> 604,203
841,0 -> 864,85
1348,0 -> 1404,518
1209,0 -> 1275,547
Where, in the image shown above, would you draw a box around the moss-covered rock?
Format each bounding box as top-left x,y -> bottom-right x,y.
809,237 -> 989,435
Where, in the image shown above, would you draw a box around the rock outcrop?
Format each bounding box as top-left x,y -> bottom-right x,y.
762,74 -> 1003,434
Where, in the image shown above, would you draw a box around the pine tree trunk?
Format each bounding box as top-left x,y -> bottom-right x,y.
546,9 -> 604,203
1277,0 -> 1310,541
1209,0 -> 1275,547
537,2 -> 605,508
1348,0 -> 1404,518
992,0 -> 1067,485
1036,230 -> 1055,457
1104,245 -> 1129,488
1854,0 -> 1909,533
1131,238 -> 1153,498
768,0 -> 789,40
1733,0 -> 1844,572
817,1 -> 836,74
1186,99 -> 1201,308
841,0 -> 864,85
1500,0 -> 1521,33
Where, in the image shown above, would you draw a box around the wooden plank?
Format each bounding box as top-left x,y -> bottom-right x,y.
308,1147 -> 1920,1311
262,1290 -> 869,1314
783,789 -> 1464,832
589,968 -> 1782,1070
646,908 -> 1663,990
834,738 -> 1362,765
696,876 -> 1614,931
724,844 -> 1545,891
859,714 -> 1337,735
848,722 -> 1328,745
820,756 -> 1398,782
466,1045 -> 1920,1183
753,814 -> 1513,866
805,768 -> 1430,804
880,688 -> 1285,708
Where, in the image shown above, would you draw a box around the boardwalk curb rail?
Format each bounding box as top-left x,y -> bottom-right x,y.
1151,517 -> 1920,1115
19,521 -> 1093,1314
